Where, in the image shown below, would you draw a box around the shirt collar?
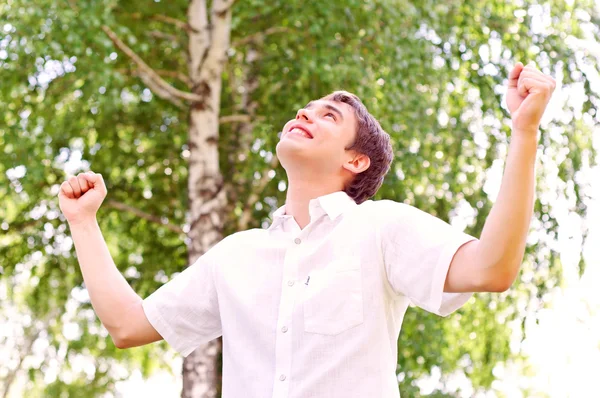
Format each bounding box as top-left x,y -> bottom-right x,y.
269,191 -> 357,230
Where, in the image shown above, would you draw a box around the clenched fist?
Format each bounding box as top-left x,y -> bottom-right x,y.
506,62 -> 556,136
58,171 -> 107,225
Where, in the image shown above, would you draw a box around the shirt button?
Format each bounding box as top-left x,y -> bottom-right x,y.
281,326 -> 288,333
294,238 -> 301,244
279,374 -> 286,381
287,280 -> 294,286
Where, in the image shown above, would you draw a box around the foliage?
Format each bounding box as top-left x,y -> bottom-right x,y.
1,0 -> 598,396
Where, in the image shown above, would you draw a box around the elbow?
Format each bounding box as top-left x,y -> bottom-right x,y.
113,340 -> 128,350
110,327 -> 132,349
108,300 -> 144,349
482,267 -> 517,293
487,278 -> 513,293
111,334 -> 130,349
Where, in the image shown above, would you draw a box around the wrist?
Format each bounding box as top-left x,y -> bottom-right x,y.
511,129 -> 539,146
511,126 -> 539,141
67,217 -> 99,230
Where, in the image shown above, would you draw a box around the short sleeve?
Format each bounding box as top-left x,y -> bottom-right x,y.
142,241 -> 224,357
376,200 -> 478,317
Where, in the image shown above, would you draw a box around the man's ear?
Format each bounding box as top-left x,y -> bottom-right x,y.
342,152 -> 370,174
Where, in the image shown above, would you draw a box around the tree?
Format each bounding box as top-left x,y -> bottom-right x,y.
1,0 -> 598,396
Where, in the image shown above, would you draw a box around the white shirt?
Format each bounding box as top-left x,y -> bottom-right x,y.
142,191 -> 477,398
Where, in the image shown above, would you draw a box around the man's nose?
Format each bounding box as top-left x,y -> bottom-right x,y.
296,108 -> 313,122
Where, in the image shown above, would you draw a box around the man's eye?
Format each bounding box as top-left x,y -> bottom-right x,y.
325,113 -> 336,120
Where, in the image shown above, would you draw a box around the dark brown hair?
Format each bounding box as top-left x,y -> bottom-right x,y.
321,91 -> 394,204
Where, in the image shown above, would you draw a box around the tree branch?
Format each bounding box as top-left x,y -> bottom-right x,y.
231,26 -> 288,48
152,14 -> 196,32
137,73 -> 186,109
219,114 -> 252,124
147,30 -> 180,43
102,25 -> 203,104
129,13 -> 196,32
105,199 -> 184,234
117,68 -> 193,89
213,0 -> 236,16
153,69 -> 193,88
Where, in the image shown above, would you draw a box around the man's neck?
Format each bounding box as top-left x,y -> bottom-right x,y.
284,178 -> 344,230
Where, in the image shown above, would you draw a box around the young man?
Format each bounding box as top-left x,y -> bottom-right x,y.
59,62 -> 555,397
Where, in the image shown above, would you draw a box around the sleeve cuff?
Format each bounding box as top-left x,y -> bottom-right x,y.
422,234 -> 477,317
142,297 -> 197,357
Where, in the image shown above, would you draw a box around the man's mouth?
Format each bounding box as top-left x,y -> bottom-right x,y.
287,125 -> 313,139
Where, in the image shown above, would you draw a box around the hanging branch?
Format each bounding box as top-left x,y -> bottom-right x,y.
117,68 -> 193,89
147,30 -> 180,43
219,114 -> 252,124
105,199 -> 184,234
151,14 -> 194,32
102,25 -> 203,106
231,26 -> 289,48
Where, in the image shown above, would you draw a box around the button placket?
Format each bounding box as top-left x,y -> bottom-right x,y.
272,237 -> 303,397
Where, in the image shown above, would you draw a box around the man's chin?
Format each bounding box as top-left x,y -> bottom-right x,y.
276,142 -> 314,167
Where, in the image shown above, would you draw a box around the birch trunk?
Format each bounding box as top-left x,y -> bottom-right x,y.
182,0 -> 232,397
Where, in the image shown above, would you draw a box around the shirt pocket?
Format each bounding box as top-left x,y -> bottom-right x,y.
303,255 -> 364,336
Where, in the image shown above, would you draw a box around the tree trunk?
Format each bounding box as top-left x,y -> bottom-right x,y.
182,0 -> 232,397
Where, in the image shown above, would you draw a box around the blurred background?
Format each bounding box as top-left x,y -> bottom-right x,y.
1,0 -> 599,397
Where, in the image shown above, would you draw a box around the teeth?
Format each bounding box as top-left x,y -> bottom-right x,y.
290,128 -> 311,138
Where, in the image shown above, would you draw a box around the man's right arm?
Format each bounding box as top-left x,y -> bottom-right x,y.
59,171 -> 223,355
69,219 -> 163,348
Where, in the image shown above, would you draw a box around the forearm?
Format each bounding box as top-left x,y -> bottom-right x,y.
477,132 -> 538,285
69,219 -> 142,338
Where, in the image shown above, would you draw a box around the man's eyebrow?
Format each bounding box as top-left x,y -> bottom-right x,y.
304,101 -> 344,121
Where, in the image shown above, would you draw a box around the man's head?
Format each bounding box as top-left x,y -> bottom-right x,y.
276,91 -> 393,204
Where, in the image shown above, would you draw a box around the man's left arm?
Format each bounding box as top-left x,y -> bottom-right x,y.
444,62 -> 556,293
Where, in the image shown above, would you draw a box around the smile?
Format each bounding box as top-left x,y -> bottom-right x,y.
287,125 -> 313,139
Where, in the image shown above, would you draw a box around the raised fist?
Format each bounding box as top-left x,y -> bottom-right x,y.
58,171 -> 107,225
506,62 -> 556,135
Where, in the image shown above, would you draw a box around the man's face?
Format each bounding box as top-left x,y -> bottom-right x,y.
276,99 -> 359,179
